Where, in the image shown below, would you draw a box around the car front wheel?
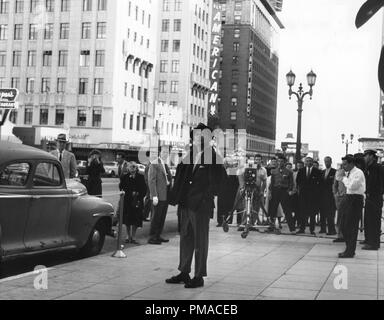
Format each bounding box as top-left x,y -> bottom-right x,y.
80,221 -> 106,258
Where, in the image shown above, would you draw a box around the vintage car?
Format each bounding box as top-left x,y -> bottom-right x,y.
103,161 -> 119,178
0,142 -> 115,263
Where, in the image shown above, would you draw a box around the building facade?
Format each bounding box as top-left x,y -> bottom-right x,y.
0,0 -> 159,160
268,0 -> 283,12
155,0 -> 213,146
216,0 -> 283,158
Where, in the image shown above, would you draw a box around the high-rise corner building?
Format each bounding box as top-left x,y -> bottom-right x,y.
215,0 -> 284,158
155,0 -> 213,147
0,0 -> 159,160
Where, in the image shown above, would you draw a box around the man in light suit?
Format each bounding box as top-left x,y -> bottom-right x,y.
148,145 -> 173,245
50,134 -> 77,179
116,153 -> 129,178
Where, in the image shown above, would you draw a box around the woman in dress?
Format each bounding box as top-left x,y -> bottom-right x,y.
119,161 -> 147,244
86,149 -> 105,198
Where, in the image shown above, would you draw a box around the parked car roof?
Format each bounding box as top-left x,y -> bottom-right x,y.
0,142 -> 56,164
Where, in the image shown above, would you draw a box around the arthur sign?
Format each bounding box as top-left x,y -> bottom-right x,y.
208,3 -> 222,119
0,88 -> 19,109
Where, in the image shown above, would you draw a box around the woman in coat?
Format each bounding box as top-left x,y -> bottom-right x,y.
119,161 -> 147,244
86,149 -> 105,197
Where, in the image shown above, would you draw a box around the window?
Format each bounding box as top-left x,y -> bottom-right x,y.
161,40 -> 168,52
41,78 -> 50,93
129,114 -> 133,130
45,0 -> 54,11
15,0 -> 24,13
130,84 -> 134,98
171,60 -> 179,73
174,19 -> 181,32
60,23 -> 69,39
57,78 -> 66,93
162,19 -> 169,32
0,163 -> 30,187
234,29 -> 240,38
83,0 -> 92,11
95,50 -> 105,67
232,83 -> 238,92
233,42 -> 240,52
29,24 -> 37,40
77,107 -> 87,126
122,113 -> 126,129
82,22 -> 91,39
11,77 -> 20,89
27,50 -> 36,66
55,108 -> 64,125
43,51 -> 52,66
14,24 -> 23,40
136,115 -> 140,131
143,89 -> 148,103
0,77 -> 4,89
94,78 -> 104,95
80,50 -> 90,67
24,106 -> 33,124
13,50 -> 21,66
30,0 -> 38,12
0,51 -> 5,66
170,81 -> 178,93
33,163 -> 62,187
175,0 -> 182,11
230,111 -> 237,121
58,50 -> 68,66
231,97 -> 238,107
92,108 -> 102,127
44,23 -> 54,40
137,86 -> 141,100
160,60 -> 168,73
232,56 -> 239,64
26,78 -> 35,93
0,0 -> 8,13
39,107 -> 49,125
96,22 -> 106,39
173,40 -> 180,52
9,109 -> 17,123
79,78 -> 88,94
0,24 -> 8,40
142,117 -> 146,130
159,81 -> 167,93
98,0 -> 107,10
61,0 -> 70,11
163,0 -> 170,11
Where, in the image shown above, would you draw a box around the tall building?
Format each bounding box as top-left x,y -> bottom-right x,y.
155,0 -> 213,147
0,0 -> 159,160
216,0 -> 283,158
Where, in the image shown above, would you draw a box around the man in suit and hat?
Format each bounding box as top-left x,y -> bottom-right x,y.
166,123 -> 225,289
50,134 -> 77,179
361,149 -> 384,250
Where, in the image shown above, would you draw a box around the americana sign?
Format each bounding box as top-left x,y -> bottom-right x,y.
0,88 -> 19,109
208,2 -> 222,118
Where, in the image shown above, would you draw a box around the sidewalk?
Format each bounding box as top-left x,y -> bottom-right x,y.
0,223 -> 383,300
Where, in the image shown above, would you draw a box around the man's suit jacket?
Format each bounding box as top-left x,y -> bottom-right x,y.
296,166 -> 322,204
320,168 -> 337,210
51,149 -> 77,179
169,147 -> 225,218
148,159 -> 173,202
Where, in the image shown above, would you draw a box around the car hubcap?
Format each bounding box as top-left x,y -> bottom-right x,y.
91,229 -> 101,247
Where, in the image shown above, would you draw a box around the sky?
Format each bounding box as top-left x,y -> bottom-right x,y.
275,0 -> 383,164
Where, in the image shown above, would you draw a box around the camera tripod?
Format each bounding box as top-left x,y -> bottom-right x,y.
222,186 -> 269,239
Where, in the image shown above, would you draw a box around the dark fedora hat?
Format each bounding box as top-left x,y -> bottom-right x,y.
89,149 -> 102,157
364,149 -> 378,156
355,0 -> 384,29
57,133 -> 68,143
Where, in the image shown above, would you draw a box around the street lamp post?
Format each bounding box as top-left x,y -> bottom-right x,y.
341,133 -> 354,155
286,70 -> 317,165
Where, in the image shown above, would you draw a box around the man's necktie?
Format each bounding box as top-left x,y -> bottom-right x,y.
59,153 -> 62,162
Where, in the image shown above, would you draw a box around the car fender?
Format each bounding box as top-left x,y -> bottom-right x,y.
0,224 -> 3,260
68,194 -> 114,248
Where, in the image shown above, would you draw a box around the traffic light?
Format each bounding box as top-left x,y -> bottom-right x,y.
356,0 -> 384,92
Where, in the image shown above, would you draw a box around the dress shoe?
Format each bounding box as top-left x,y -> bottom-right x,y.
333,238 -> 345,243
216,223 -> 223,228
159,237 -> 169,243
319,230 -> 327,234
338,252 -> 355,258
125,238 -> 131,244
238,226 -> 245,232
296,230 -> 305,235
327,232 -> 337,236
311,231 -> 317,236
360,240 -> 367,245
184,277 -> 204,289
148,239 -> 162,245
362,244 -> 379,251
130,239 -> 140,245
165,273 -> 191,284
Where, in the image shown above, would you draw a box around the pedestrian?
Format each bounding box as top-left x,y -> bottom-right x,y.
338,154 -> 366,258
50,134 -> 77,179
116,152 -> 129,178
313,161 -> 320,170
292,161 -> 304,229
361,149 -> 384,251
86,149 -> 105,197
267,155 -> 294,233
216,158 -> 238,227
166,123 -> 224,289
333,167 -> 347,243
119,161 -> 147,245
267,157 -> 277,177
148,145 -> 173,245
319,157 -> 337,235
142,153 -> 152,222
296,157 -> 322,235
